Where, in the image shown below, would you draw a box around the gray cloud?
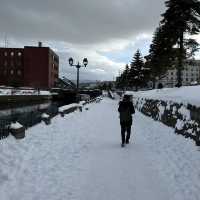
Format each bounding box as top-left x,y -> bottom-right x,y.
0,0 -> 167,81
0,0 -> 165,44
57,48 -> 124,81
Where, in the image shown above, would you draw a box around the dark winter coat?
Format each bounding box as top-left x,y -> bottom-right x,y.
118,100 -> 135,124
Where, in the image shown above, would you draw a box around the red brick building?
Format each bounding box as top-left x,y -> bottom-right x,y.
0,44 -> 59,89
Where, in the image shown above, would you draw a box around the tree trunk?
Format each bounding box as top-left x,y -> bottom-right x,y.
152,80 -> 156,89
136,84 -> 138,91
177,32 -> 183,87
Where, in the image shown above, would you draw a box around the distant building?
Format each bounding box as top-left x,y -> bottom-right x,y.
156,60 -> 200,88
0,43 -> 59,89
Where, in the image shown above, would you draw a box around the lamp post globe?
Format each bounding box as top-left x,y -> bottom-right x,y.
68,57 -> 74,66
68,57 -> 88,103
83,58 -> 88,67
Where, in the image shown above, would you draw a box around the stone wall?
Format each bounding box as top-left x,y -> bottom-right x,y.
134,98 -> 200,146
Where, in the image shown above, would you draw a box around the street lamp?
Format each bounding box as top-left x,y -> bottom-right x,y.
68,57 -> 88,102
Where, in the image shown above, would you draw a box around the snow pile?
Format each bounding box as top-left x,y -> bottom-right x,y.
95,97 -> 103,103
10,122 -> 23,129
135,98 -> 146,111
0,89 -> 10,95
108,90 -> 114,99
58,103 -> 80,112
0,103 -> 51,118
178,105 -> 191,120
39,91 -> 51,95
158,103 -> 165,120
79,101 -> 86,106
41,113 -> 50,119
0,88 -> 51,96
113,93 -> 120,100
175,119 -> 184,131
127,85 -> 200,107
102,90 -> 108,97
172,106 -> 177,115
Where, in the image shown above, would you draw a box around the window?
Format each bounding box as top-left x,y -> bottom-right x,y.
17,61 -> 21,66
4,61 -> 7,67
18,52 -> 22,56
4,52 -> 7,56
10,70 -> 14,75
171,72 -> 173,75
11,52 -> 14,56
17,70 -> 21,76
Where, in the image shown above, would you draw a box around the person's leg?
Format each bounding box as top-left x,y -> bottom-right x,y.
126,124 -> 132,144
120,123 -> 126,146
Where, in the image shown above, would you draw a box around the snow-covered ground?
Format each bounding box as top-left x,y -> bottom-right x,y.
0,98 -> 200,200
126,85 -> 200,106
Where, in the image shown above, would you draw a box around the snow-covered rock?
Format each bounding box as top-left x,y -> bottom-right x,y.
134,97 -> 200,145
41,113 -> 50,119
178,105 -> 191,121
58,103 -> 79,113
175,119 -> 184,131
10,122 -> 23,129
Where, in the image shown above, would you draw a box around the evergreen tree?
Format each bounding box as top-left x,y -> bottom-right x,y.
129,50 -> 145,91
146,27 -> 166,87
161,0 -> 200,87
121,64 -> 130,89
115,64 -> 130,90
146,26 -> 178,88
115,76 -> 122,89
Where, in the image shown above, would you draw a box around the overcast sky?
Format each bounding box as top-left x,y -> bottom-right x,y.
1,0 -> 199,81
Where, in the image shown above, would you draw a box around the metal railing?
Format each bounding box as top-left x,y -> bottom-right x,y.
0,119 -> 10,140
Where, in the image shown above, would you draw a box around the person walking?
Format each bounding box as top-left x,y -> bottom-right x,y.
118,95 -> 135,147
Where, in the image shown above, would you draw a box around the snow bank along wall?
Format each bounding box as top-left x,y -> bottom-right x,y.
134,98 -> 200,146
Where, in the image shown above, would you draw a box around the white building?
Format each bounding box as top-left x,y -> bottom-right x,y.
156,60 -> 200,88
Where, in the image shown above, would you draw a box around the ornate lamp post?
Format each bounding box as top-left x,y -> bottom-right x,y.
68,57 -> 88,102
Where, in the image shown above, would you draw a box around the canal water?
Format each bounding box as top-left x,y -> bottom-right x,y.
0,101 -> 68,140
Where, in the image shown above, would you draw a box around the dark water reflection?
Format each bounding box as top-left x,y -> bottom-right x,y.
0,101 -> 67,139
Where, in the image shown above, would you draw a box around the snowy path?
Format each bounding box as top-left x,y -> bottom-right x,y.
0,98 -> 200,200
79,99 -> 169,200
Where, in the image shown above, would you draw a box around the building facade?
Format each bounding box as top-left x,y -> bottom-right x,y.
0,48 -> 24,87
156,60 -> 200,88
0,44 -> 59,89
